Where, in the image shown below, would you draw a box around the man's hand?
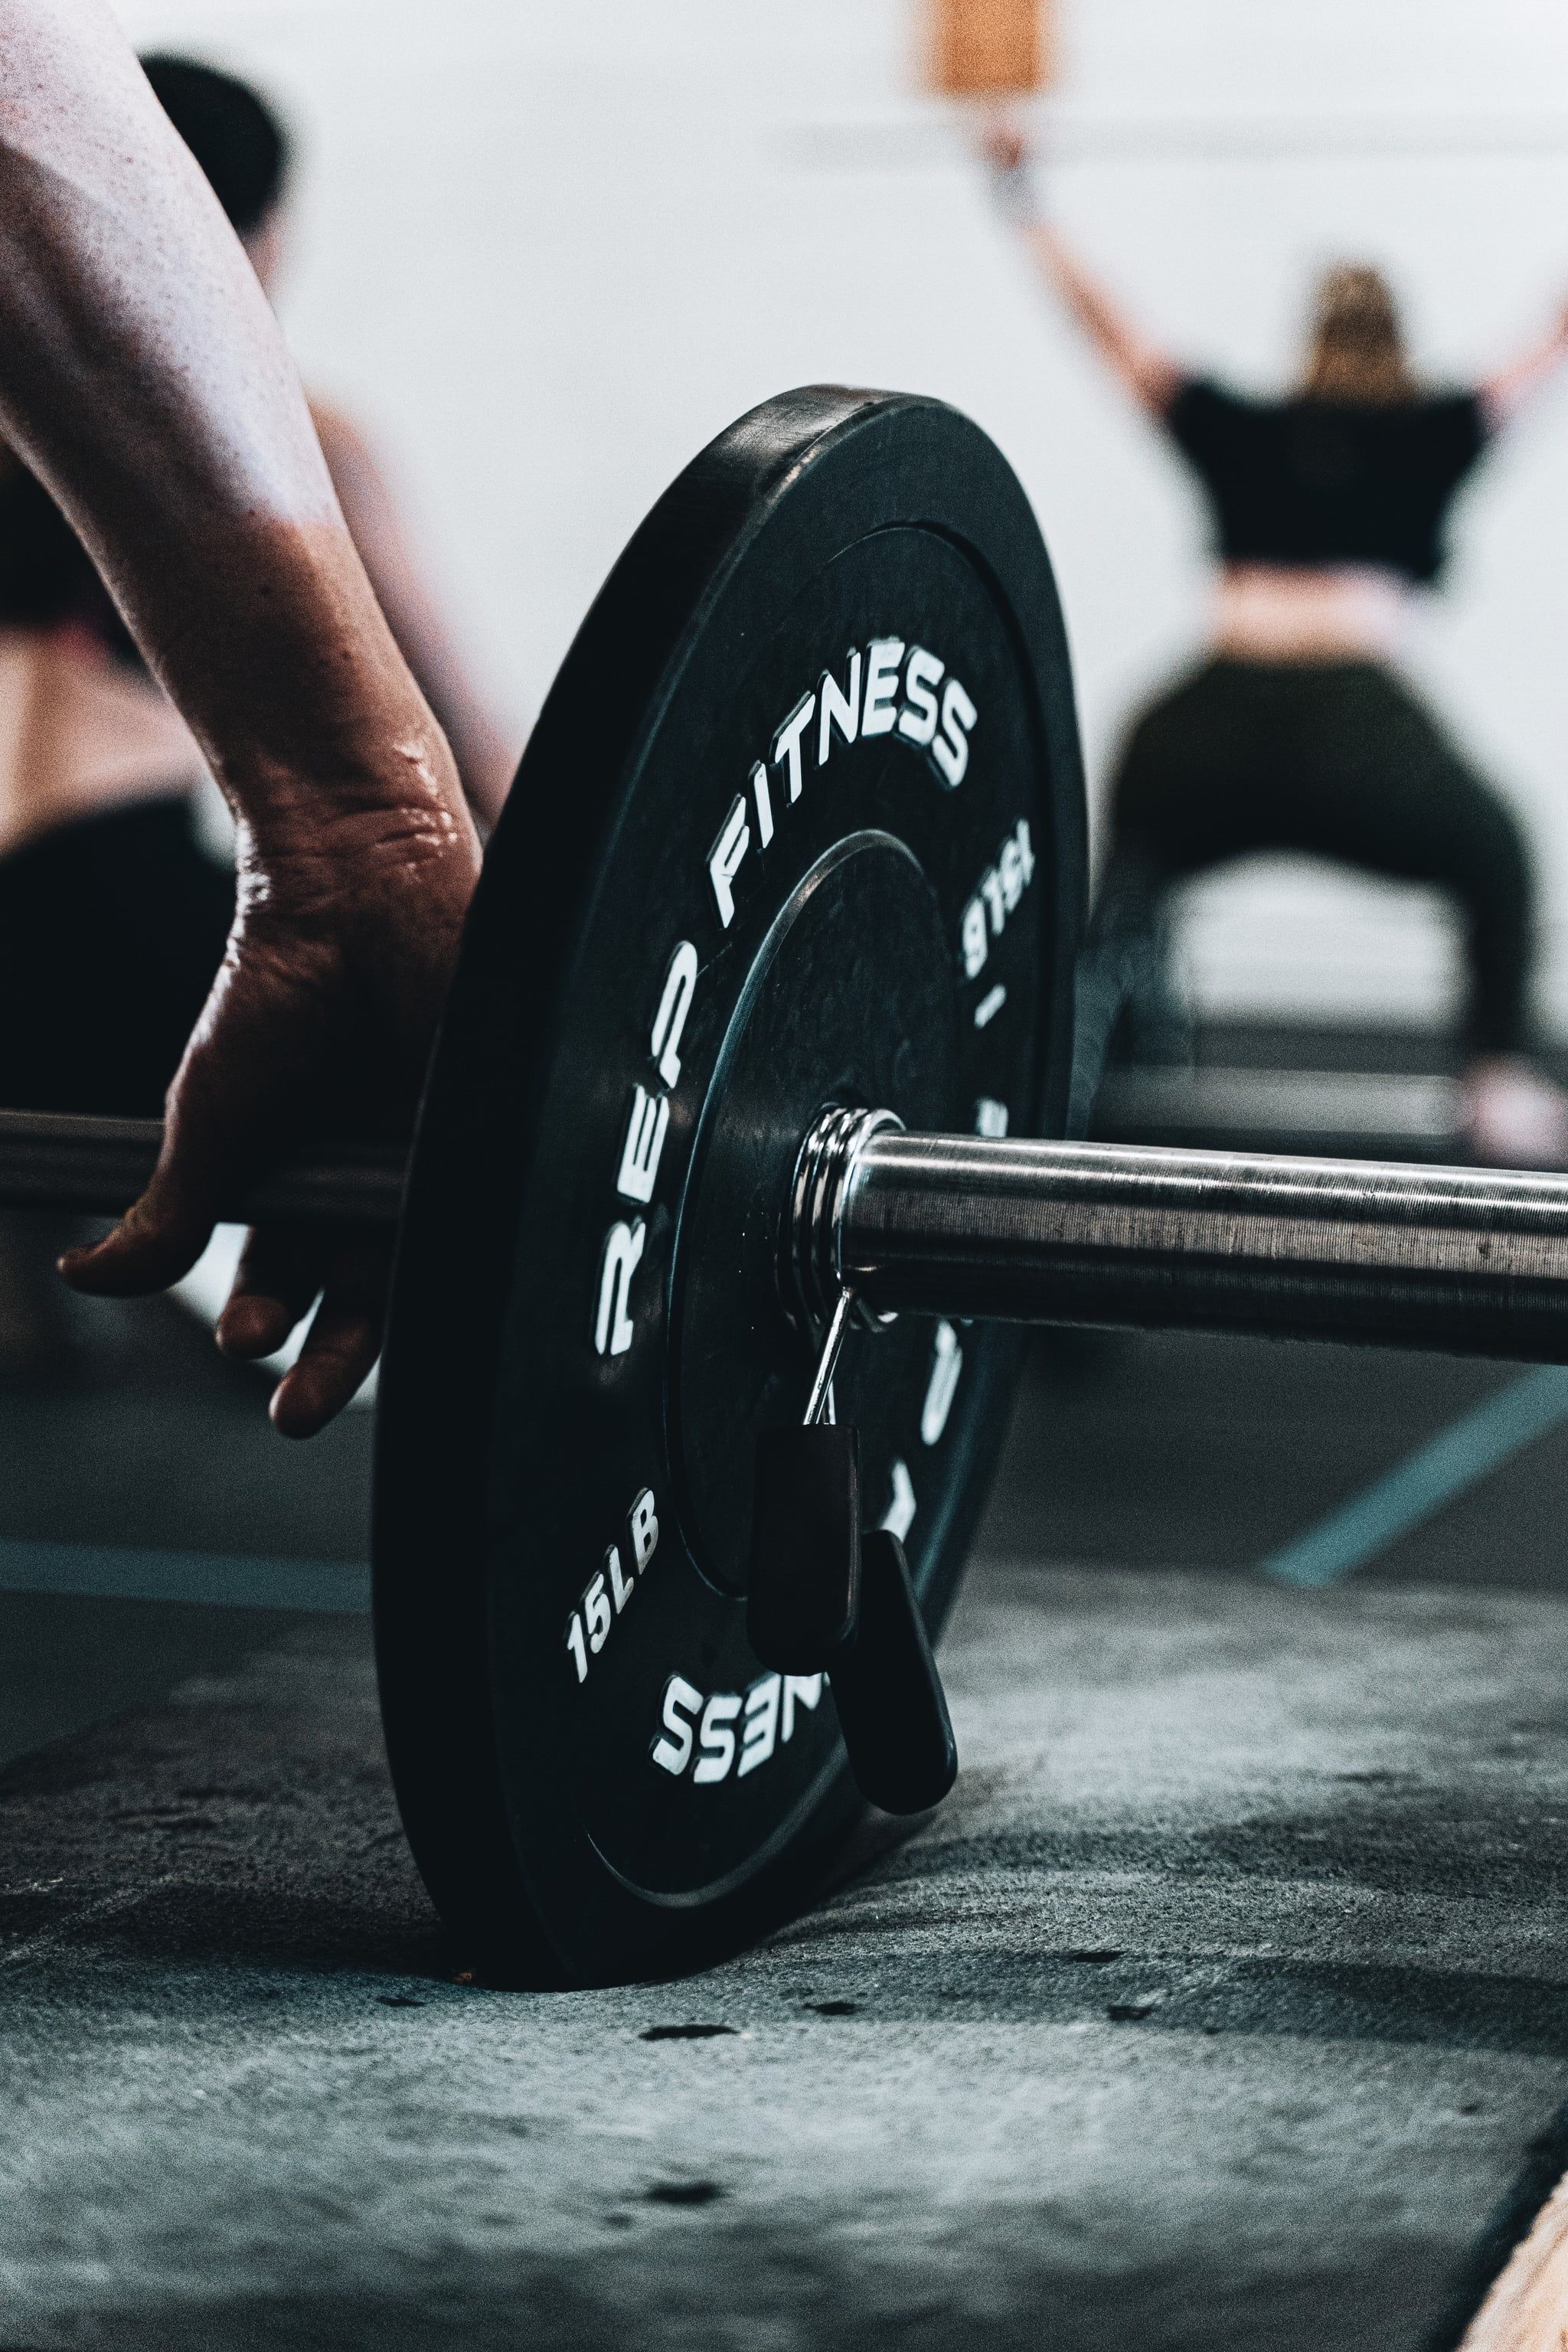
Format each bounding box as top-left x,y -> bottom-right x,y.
62,790 -> 479,1436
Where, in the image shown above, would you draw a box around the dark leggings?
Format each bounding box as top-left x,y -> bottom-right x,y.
1102,659 -> 1534,1057
0,796 -> 232,1117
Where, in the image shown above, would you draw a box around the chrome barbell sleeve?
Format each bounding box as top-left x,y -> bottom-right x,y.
818,1119 -> 1568,1364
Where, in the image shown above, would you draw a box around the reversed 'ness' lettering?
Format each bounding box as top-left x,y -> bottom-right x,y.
652,1669 -> 825,1785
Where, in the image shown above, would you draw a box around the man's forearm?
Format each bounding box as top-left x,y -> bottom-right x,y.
0,0 -> 457,829
0,1 -> 478,1432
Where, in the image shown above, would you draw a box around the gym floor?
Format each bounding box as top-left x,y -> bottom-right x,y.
3,1101 -> 1568,2349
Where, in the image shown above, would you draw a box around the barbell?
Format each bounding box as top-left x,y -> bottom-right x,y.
12,386 -> 1568,1988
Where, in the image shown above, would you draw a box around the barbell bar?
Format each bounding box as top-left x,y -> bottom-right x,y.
0,1108 -> 404,1225
15,1103 -> 1568,1366
804,1110 -> 1568,1361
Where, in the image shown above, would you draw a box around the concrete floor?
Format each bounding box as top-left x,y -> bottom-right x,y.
3,1239 -> 1568,2346
0,1258 -> 371,1774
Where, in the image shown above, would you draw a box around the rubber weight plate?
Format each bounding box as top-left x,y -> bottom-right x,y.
374,387 -> 1086,1985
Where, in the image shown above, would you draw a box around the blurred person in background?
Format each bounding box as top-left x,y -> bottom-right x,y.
0,54 -> 515,1374
984,122 -> 1568,1167
0,53 -> 516,1125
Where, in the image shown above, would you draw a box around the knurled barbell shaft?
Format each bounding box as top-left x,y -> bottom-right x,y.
832,1127 -> 1568,1364
13,1103 -> 1568,1366
0,1110 -> 406,1225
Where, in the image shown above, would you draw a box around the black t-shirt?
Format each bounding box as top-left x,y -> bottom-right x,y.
1165,377 -> 1489,583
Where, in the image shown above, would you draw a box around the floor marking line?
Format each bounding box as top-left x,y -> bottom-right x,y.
0,1875 -> 178,1974
1259,1364 -> 1568,1589
0,1539 -> 370,1615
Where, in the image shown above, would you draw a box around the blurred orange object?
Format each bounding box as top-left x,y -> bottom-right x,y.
927,0 -> 1055,96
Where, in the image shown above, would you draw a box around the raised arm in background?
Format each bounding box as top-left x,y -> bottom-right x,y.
981,122 -> 1183,419
1479,300 -> 1568,430
0,0 -> 481,1434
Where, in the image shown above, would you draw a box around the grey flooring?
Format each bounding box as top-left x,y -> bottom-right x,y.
2,1204 -> 1568,2346
0,1268 -> 371,1775
2,1564 -> 1566,2349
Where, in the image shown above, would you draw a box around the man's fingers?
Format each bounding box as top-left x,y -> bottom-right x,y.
267,1237 -> 390,1440
268,1310 -> 381,1439
62,1029 -> 296,1301
59,1158 -> 224,1298
217,1224 -> 321,1361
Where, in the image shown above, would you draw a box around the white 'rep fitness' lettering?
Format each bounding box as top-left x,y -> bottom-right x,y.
861,639 -> 904,736
737,1674 -> 781,1777
817,651 -> 861,761
707,639 -> 979,926
708,798 -> 750,931
898,648 -> 944,747
694,1692 -> 742,1784
650,942 -> 697,1089
750,760 -> 775,848
594,1220 -> 644,1356
652,1675 -> 702,1773
772,692 -> 815,802
616,1086 -> 668,1206
933,678 -> 978,787
595,947 -> 701,1364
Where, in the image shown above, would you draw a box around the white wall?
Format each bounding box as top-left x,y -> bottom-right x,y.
113,0 -> 1568,1037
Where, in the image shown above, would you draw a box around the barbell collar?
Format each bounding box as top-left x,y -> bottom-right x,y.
0,1110 -> 407,1225
829,1123 -> 1568,1364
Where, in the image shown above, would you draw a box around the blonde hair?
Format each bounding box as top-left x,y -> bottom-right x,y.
1301,264 -> 1417,405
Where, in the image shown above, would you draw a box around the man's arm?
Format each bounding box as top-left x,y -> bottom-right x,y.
311,401 -> 520,831
0,0 -> 481,1435
981,122 -> 1182,419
